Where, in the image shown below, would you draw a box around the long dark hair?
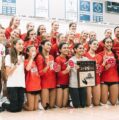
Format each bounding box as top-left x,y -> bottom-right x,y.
74,43 -> 82,51
39,40 -> 50,65
25,45 -> 34,59
37,25 -> 44,36
58,42 -> 69,61
58,42 -> 67,52
10,39 -> 23,65
24,29 -> 34,41
103,37 -> 118,63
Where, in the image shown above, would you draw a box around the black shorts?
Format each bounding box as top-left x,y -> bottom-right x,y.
57,85 -> 69,89
101,82 -> 118,87
26,90 -> 40,95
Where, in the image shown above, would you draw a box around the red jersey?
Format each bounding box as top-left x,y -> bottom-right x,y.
55,56 -> 69,85
24,39 -> 39,52
113,38 -> 119,60
36,35 -> 42,45
50,44 -> 59,58
51,32 -> 59,45
36,54 -> 56,89
21,33 -> 26,40
85,52 -> 104,84
5,27 -> 12,39
24,60 -> 41,92
75,33 -> 80,39
99,51 -> 119,82
96,41 -> 104,53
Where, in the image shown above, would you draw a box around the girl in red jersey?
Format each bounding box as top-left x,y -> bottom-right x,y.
37,25 -> 46,44
55,42 -> 70,108
24,46 -> 41,111
24,29 -> 38,52
50,21 -> 59,45
85,40 -> 105,106
36,40 -> 56,109
101,37 -> 118,105
50,33 -> 66,58
69,22 -> 80,39
66,31 -> 75,58
21,22 -> 35,40
5,16 -> 20,39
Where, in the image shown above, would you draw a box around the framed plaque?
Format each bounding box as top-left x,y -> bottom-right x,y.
77,61 -> 96,87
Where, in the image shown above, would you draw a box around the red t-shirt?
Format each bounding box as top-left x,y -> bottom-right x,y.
24,39 -> 39,52
5,27 -> 12,39
75,33 -> 80,39
21,33 -> 27,40
51,32 -> 59,45
36,35 -> 42,45
113,38 -> 119,60
24,60 -> 41,92
35,54 -> 56,89
99,51 -> 119,82
50,44 -> 59,58
55,56 -> 69,85
85,52 -> 104,84
96,41 -> 104,53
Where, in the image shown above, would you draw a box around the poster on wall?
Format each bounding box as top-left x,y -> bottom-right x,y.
93,2 -> 103,22
65,0 -> 78,21
79,0 -> 90,21
2,0 -> 16,15
35,0 -> 49,18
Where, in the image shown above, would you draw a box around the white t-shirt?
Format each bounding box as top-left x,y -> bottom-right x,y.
69,56 -> 89,88
5,55 -> 25,88
0,43 -> 5,70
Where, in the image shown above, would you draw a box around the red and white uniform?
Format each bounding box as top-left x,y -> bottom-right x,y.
55,56 -> 69,86
99,51 -> 119,83
21,33 -> 27,41
24,60 -> 41,92
50,44 -> 59,58
36,54 -> 56,89
5,27 -> 12,39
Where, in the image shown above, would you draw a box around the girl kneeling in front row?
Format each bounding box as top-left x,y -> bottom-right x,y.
24,46 -> 41,111
55,42 -> 70,108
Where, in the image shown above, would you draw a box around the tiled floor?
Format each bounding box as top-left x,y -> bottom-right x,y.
0,105 -> 119,120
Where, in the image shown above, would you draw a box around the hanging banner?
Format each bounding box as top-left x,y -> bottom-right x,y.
2,0 -> 16,15
35,0 -> 49,18
80,0 -> 90,21
93,2 -> 103,22
65,0 -> 78,21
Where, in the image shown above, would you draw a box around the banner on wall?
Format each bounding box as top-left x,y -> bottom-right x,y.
79,0 -> 90,21
93,2 -> 103,22
65,0 -> 78,21
2,0 -> 16,15
35,0 -> 49,18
